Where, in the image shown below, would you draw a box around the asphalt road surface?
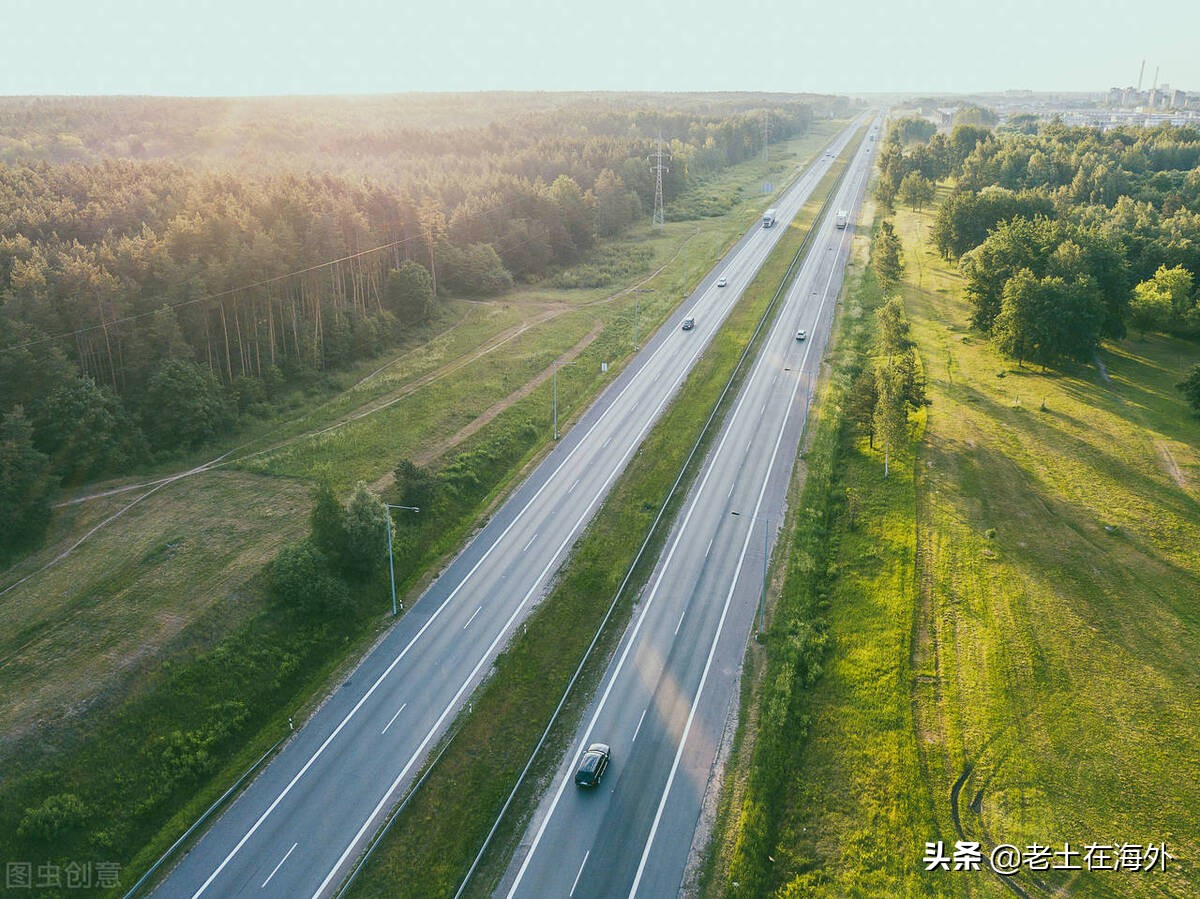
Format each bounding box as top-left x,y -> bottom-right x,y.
149,118 -> 866,899
501,117 -> 881,899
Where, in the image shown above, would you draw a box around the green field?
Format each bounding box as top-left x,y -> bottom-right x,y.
904,193 -> 1200,897
710,186 -> 1200,898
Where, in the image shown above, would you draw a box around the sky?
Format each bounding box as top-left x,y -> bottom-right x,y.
3,0 -> 1198,97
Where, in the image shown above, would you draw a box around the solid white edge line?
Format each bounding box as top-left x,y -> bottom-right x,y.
196,118 -> 866,899
627,129 -> 869,899
510,121 -> 873,898
504,202 -> 800,893
189,207 -> 750,897
313,289 -> 761,897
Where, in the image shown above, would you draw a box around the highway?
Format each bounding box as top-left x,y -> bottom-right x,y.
149,119 -> 866,899
501,117 -> 880,899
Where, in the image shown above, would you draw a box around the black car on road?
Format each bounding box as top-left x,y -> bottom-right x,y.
574,742 -> 611,787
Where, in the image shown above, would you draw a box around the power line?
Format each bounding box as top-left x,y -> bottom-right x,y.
0,234 -> 422,356
0,184 -> 547,357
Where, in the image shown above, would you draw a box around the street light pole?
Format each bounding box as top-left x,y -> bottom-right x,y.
385,504 -> 420,616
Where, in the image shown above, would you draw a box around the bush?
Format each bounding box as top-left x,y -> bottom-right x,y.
18,793 -> 87,844
394,459 -> 437,511
268,539 -> 352,615
1178,363 -> 1200,414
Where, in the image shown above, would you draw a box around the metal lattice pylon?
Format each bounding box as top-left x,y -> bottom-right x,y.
650,129 -> 669,227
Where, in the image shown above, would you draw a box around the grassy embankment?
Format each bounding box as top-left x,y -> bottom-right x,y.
708,188 -> 1200,898
0,121 -> 847,895
345,142 -> 859,899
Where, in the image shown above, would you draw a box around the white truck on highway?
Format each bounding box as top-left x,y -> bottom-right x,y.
835,210 -> 849,229
762,208 -> 777,228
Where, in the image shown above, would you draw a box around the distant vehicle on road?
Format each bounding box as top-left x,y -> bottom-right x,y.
717,277 -> 727,287
796,329 -> 806,341
835,210 -> 849,229
682,316 -> 695,331
762,208 -> 777,228
574,743 -> 611,787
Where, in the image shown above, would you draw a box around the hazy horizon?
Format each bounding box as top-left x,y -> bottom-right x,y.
5,0 -> 1198,98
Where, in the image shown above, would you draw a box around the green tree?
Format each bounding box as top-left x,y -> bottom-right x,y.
992,269 -> 1105,366
0,406 -> 53,563
930,187 -> 1055,260
548,175 -> 594,261
947,124 -> 992,170
394,459 -> 437,511
845,366 -> 879,448
1129,275 -> 1176,334
1131,265 -> 1195,332
30,377 -> 143,483
593,168 -> 640,236
341,481 -> 389,578
889,117 -> 936,145
436,243 -> 513,297
876,296 -> 915,353
872,221 -> 904,291
139,359 -> 234,452
310,481 -> 347,564
961,216 -> 1057,331
873,361 -> 910,478
418,199 -> 446,297
992,268 -> 1047,366
1177,363 -> 1200,414
953,105 -> 998,128
897,172 -> 935,210
268,540 -> 351,615
385,261 -> 435,324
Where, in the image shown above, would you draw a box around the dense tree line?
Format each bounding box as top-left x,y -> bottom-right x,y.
846,226 -> 927,476
878,113 -> 1200,367
0,95 -> 828,559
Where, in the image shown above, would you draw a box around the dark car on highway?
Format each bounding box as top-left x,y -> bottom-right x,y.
574,742 -> 611,787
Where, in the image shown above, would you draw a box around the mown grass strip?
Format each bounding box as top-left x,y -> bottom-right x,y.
344,141 -> 859,899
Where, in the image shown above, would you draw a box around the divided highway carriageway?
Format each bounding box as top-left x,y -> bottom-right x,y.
502,116 -> 880,899
150,117 -> 869,899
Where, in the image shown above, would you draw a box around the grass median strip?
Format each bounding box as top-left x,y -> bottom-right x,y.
344,143 -> 858,898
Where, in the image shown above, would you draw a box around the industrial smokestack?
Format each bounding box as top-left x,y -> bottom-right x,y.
1137,59 -> 1146,91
